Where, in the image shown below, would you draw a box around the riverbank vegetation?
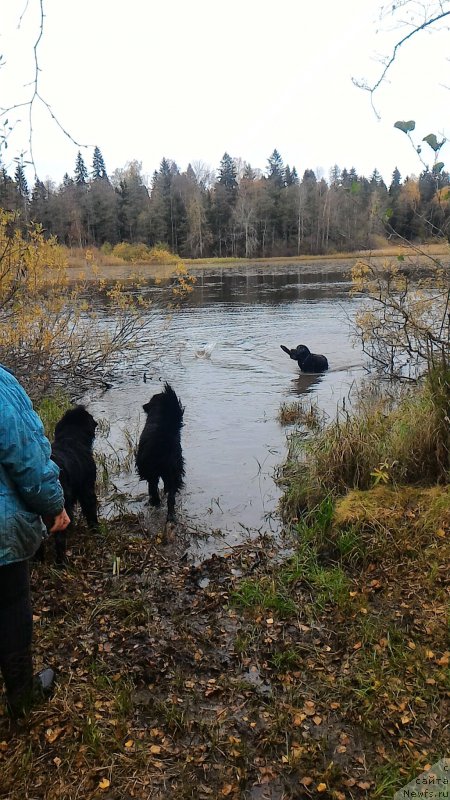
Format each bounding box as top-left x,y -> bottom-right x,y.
63,240 -> 450,276
5,145 -> 450,260
0,211 -> 194,400
269,242 -> 450,794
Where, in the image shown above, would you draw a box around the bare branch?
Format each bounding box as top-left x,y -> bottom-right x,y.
0,0 -> 89,178
353,6 -> 450,117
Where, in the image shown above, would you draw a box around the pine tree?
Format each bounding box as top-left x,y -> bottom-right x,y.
284,165 -> 298,186
217,153 -> 238,191
148,158 -> 184,250
329,165 -> 341,186
114,160 -> 150,243
0,167 -> 15,210
92,146 -> 108,180
14,163 -> 29,223
267,149 -> 285,188
30,178 -> 53,231
74,151 -> 88,185
389,167 -> 401,195
14,163 -> 29,199
370,168 -> 382,187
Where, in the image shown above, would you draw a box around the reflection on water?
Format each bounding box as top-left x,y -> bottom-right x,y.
85,266 -> 364,557
290,372 -> 324,396
187,268 -> 351,305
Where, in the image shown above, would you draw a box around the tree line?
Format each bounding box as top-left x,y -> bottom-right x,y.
2,146 -> 450,258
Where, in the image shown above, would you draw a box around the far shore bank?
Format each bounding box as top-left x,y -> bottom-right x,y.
66,243 -> 450,282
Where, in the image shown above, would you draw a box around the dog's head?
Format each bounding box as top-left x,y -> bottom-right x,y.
294,345 -> 310,365
142,394 -> 163,415
142,383 -> 184,424
54,405 -> 98,441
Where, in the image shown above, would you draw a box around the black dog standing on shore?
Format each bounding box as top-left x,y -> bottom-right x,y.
41,405 -> 99,563
136,383 -> 185,523
280,344 -> 329,373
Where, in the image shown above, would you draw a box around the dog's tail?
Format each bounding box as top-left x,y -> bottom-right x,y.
163,382 -> 185,426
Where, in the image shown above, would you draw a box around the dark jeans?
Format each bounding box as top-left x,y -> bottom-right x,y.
0,561 -> 32,657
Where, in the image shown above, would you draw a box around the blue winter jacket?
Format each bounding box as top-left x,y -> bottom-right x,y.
0,365 -> 65,565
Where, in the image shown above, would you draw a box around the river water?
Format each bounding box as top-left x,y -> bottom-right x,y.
86,266 -> 366,557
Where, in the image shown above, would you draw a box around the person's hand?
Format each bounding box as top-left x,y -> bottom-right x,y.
48,509 -> 71,532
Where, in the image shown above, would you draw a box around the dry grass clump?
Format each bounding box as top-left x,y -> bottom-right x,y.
280,372 -> 450,518
277,399 -> 325,429
333,484 -> 450,553
66,243 -> 183,269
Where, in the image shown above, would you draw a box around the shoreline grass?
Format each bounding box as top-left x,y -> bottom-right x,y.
65,241 -> 450,280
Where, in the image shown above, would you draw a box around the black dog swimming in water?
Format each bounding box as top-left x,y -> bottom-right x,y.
281,344 -> 329,373
136,382 -> 185,523
39,405 -> 99,563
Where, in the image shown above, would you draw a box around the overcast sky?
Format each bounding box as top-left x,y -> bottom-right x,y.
1,0 -> 449,186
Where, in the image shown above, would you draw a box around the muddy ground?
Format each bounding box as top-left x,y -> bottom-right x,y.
0,510 -> 448,800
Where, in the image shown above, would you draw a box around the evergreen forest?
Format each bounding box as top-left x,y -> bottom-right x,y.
4,146 -> 450,258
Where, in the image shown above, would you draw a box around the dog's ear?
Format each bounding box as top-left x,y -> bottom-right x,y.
143,402 -> 150,413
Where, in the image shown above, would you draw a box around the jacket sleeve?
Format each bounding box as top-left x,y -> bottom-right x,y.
0,401 -> 65,517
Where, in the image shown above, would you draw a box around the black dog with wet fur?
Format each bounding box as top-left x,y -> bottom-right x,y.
39,405 -> 99,563
136,382 -> 185,522
281,344 -> 329,373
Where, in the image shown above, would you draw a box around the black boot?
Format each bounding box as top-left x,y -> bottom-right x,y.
0,648 -> 56,718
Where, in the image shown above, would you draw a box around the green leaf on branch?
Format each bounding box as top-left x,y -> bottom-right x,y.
394,120 -> 416,134
432,162 -> 445,174
422,133 -> 445,152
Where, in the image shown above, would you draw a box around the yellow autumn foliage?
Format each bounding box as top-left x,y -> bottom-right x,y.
0,211 -> 154,399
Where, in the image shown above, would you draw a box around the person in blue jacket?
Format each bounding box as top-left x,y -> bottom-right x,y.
0,364 -> 70,717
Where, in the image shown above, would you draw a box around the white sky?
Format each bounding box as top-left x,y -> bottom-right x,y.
1,0 -> 449,186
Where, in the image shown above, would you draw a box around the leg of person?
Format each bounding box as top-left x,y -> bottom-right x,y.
0,561 -> 55,717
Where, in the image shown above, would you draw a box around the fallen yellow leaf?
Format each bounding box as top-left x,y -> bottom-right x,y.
45,727 -> 64,744
98,778 -> 110,791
